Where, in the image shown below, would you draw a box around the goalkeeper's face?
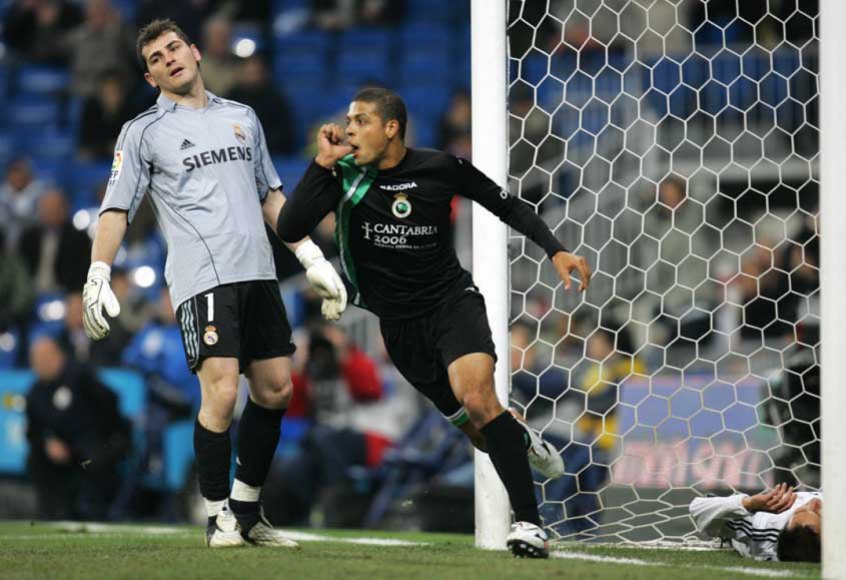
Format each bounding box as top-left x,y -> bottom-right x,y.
142,32 -> 202,96
345,101 -> 398,166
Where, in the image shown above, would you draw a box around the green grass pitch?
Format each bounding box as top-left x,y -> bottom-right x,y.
0,522 -> 821,579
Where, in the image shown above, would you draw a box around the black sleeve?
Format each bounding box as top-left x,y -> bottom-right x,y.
276,160 -> 344,243
452,156 -> 567,258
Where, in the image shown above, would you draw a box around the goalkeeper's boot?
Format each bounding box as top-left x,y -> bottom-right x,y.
236,506 -> 301,549
206,505 -> 246,548
507,521 -> 550,559
509,409 -> 565,479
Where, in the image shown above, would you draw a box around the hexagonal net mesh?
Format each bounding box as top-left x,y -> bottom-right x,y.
505,0 -> 819,543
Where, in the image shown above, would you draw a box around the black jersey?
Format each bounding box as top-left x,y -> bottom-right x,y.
278,148 -> 565,320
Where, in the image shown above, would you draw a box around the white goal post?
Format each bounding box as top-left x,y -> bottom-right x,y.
819,1 -> 846,578
472,0 -> 844,572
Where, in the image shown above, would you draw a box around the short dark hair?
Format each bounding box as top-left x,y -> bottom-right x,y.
777,526 -> 821,563
136,19 -> 192,72
353,88 -> 408,141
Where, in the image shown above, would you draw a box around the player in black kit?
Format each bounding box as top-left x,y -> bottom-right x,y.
276,88 -> 591,558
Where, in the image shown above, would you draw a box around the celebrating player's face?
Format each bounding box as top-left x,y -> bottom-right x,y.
142,32 -> 202,96
345,101 -> 393,166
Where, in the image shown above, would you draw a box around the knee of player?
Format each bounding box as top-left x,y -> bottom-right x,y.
461,391 -> 503,426
253,377 -> 293,409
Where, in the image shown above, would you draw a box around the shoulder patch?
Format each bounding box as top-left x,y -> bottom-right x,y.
109,151 -> 124,185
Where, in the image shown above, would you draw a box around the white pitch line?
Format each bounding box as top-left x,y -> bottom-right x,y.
551,551 -> 804,578
39,523 -> 427,547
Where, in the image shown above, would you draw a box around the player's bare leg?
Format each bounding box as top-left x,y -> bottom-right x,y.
196,357 -> 244,547
226,357 -> 300,549
448,353 -> 549,558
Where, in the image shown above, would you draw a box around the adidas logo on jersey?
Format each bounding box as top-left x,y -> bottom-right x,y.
180,139 -> 196,150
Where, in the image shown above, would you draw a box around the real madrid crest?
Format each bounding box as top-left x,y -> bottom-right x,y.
392,193 -> 412,219
233,124 -> 246,144
204,325 -> 219,346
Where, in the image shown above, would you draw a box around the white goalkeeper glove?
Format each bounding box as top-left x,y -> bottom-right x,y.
296,240 -> 348,321
82,261 -> 121,340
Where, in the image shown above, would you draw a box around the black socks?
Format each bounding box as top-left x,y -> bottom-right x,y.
480,411 -> 542,526
193,418 -> 232,526
228,398 -> 285,527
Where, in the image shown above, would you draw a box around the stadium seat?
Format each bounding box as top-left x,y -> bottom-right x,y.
70,161 -> 111,206
15,66 -> 69,96
273,156 -> 309,191
273,30 -> 331,88
0,328 -> 21,370
0,371 -> 35,475
400,86 -> 451,121
6,96 -> 61,129
406,0 -> 452,23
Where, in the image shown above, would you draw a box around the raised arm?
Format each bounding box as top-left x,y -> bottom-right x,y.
275,124 -> 348,243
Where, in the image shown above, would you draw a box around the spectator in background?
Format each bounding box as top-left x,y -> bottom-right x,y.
265,326 -> 391,525
123,289 -> 200,476
0,229 -> 34,337
58,290 -> 131,367
226,56 -> 296,155
198,17 -> 238,96
438,89 -> 471,159
19,188 -> 91,294
25,336 -> 131,520
312,0 -> 404,30
2,0 -> 82,65
135,0 -> 219,44
0,158 -> 48,250
66,0 -> 136,98
78,70 -> 138,160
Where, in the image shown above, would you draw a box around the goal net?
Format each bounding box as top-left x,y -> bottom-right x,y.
504,0 -> 819,542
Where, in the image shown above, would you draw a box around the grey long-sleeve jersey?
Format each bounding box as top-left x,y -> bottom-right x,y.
99,91 -> 282,309
689,492 -> 822,561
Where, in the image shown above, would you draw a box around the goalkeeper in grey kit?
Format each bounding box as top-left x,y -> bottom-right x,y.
82,19 -> 347,548
276,88 -> 592,558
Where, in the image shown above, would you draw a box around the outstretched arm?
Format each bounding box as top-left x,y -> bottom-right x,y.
455,157 -> 592,291
263,187 -> 347,321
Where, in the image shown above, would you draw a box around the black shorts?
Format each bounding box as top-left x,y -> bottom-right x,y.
175,280 -> 296,373
379,286 -> 497,422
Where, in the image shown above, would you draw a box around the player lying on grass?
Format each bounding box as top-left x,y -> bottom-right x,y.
275,87 -> 592,558
689,483 -> 821,562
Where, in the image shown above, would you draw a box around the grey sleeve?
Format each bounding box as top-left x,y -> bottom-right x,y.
251,109 -> 283,201
99,120 -> 152,223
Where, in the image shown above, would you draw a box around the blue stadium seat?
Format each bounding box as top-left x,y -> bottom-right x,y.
336,28 -> 392,85
399,22 -> 451,52
0,327 -> 21,370
25,130 -> 76,162
6,96 -> 61,129
0,371 -> 34,475
16,65 -> 69,96
273,156 -> 309,191
406,0 -> 452,22
0,133 -> 14,167
398,50 -> 452,87
273,30 -> 331,89
70,161 -> 111,206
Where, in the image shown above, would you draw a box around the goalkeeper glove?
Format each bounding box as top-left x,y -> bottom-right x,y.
296,240 -> 348,321
82,261 -> 121,340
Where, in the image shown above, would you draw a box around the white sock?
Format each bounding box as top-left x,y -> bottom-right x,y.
205,498 -> 226,519
231,479 -> 262,503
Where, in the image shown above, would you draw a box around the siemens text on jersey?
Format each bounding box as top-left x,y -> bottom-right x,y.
183,146 -> 253,172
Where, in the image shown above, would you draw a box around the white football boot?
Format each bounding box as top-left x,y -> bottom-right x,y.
206,505 -> 246,548
506,521 -> 550,559
239,507 -> 301,549
509,409 -> 565,479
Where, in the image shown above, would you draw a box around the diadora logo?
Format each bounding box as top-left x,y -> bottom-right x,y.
379,182 -> 418,191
